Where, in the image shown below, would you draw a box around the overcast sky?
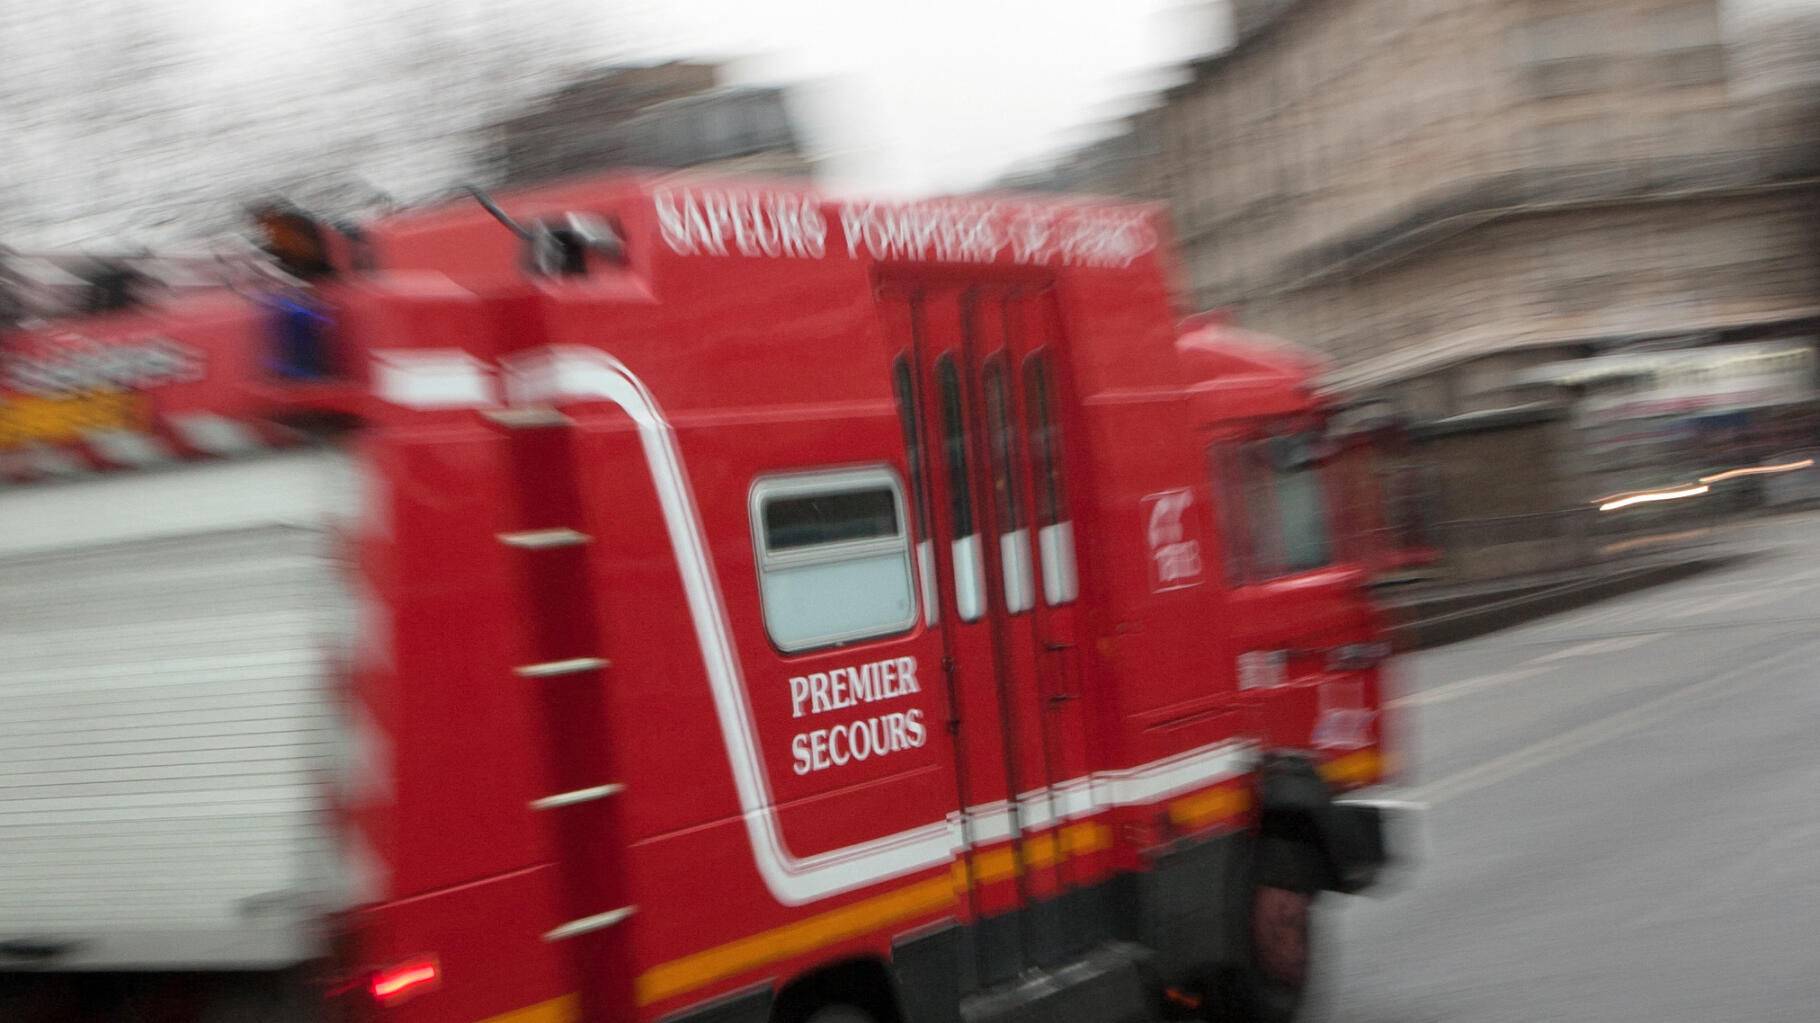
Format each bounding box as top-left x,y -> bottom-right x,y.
608,0 -> 1227,190
189,0 -> 1231,191
1,0 -> 1816,249
0,0 -> 1225,248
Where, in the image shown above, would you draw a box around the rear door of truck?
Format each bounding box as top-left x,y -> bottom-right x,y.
880,280 -> 1094,983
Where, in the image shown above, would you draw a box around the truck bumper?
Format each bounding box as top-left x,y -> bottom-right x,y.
1325,798 -> 1428,895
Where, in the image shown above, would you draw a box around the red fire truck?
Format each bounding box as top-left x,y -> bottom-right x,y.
0,176 -> 1415,1023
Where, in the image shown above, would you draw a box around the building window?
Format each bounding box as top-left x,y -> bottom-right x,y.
1660,45 -> 1726,88
1655,4 -> 1722,53
751,467 -> 919,652
1666,108 -> 1727,156
1516,13 -> 1616,98
703,104 -> 739,154
1538,117 -> 1610,169
1529,58 -> 1607,99
753,97 -> 790,145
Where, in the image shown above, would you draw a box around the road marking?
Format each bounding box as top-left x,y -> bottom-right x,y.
1779,563 -> 1820,586
1395,634 -> 1663,709
1550,582 -> 1798,633
1389,667 -> 1549,708
1701,571 -> 1820,594
1576,597 -> 1689,630
1626,817 -> 1820,928
1663,590 -> 1770,619
1531,633 -> 1663,663
1729,584 -> 1803,607
1405,637 -> 1820,806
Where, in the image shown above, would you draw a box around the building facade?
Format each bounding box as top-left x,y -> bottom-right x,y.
1136,0 -> 1820,425
491,62 -> 815,187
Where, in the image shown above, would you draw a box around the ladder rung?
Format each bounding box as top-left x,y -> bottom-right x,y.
530,783 -> 624,810
543,906 -> 636,942
498,528 -> 592,549
514,657 -> 609,678
483,407 -> 573,428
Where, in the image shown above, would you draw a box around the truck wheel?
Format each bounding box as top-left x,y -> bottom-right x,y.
1221,837 -> 1325,1023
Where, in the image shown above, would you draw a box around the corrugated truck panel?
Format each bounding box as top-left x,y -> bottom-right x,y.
0,452 -> 357,969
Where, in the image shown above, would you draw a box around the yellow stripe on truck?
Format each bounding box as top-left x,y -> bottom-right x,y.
1319,748 -> 1382,788
635,873 -> 958,1006
1059,820 -> 1112,857
1167,784 -> 1251,832
630,799 -> 1180,1008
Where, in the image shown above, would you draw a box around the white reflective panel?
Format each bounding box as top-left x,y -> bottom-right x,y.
760,553 -> 918,651
952,534 -> 986,622
1000,529 -> 1034,614
1040,520 -> 1079,605
917,539 -> 940,626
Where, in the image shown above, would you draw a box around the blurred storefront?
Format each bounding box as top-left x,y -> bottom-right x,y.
1522,339 -> 1820,502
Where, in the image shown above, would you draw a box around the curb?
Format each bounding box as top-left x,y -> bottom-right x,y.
1389,552 -> 1749,650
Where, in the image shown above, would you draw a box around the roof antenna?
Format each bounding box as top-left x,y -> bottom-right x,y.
463,184 -> 532,241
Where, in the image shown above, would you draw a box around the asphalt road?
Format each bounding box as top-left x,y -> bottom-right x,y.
1303,509 -> 1820,1023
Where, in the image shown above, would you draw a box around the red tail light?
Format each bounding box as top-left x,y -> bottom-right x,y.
370,955 -> 441,1008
